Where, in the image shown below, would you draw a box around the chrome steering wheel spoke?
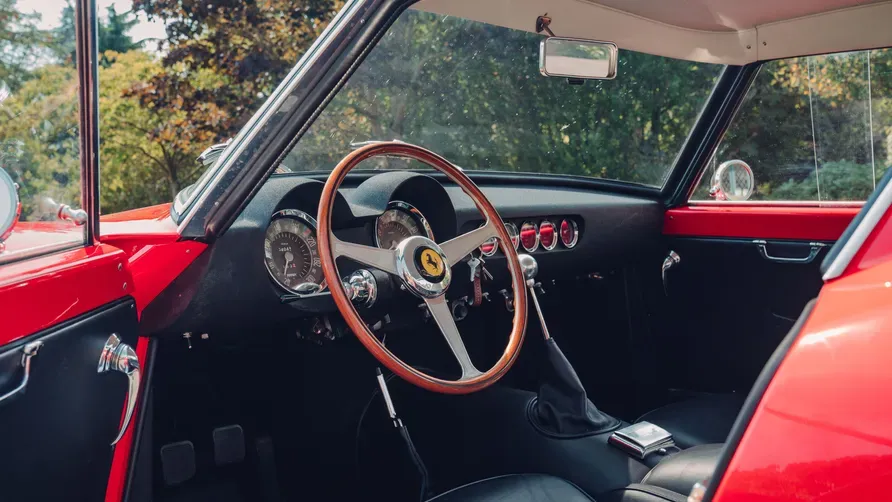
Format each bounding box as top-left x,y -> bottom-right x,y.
424,295 -> 483,380
440,221 -> 498,265
331,234 -> 399,275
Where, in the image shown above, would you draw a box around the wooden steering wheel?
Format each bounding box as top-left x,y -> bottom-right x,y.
317,142 -> 528,394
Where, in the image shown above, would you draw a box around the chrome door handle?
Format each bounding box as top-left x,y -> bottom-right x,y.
0,341 -> 43,404
753,240 -> 827,264
97,334 -> 140,445
661,250 -> 680,295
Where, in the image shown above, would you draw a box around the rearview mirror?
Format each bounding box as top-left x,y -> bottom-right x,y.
539,37 -> 618,80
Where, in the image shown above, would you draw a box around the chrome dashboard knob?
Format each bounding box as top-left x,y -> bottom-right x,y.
343,269 -> 378,308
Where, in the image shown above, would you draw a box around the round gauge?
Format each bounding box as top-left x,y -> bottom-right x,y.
505,222 -> 519,250
520,221 -> 539,252
539,220 -> 557,250
264,210 -> 325,294
480,232 -> 498,257
375,201 -> 433,250
560,219 -> 579,248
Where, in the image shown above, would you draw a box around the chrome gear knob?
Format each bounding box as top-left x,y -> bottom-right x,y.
518,253 -> 538,284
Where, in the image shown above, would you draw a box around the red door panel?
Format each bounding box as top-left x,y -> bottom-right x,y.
664,205 -> 859,241
0,244 -> 133,345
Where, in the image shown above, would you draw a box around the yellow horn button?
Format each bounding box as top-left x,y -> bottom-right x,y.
417,248 -> 445,280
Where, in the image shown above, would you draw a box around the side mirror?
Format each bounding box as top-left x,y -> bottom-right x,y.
710,160 -> 754,201
539,37 -> 618,80
197,139 -> 232,168
0,167 -> 20,250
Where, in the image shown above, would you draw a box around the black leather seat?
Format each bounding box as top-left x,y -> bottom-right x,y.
601,444 -> 723,502
425,448 -> 723,502
426,474 -> 595,501
636,394 -> 744,449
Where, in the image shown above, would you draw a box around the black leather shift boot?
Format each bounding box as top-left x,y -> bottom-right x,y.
528,338 -> 621,437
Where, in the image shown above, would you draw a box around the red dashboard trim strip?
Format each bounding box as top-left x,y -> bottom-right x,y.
664,206 -> 859,241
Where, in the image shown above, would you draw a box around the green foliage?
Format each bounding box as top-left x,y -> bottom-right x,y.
129,0 -> 342,148
767,161 -> 888,201
0,0 -> 54,92
0,64 -> 81,219
288,11 -> 723,187
53,4 -> 144,66
698,49 -> 892,201
3,0 -> 892,224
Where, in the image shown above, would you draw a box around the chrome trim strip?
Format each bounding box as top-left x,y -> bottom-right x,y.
176,0 -> 364,233
689,200 -> 865,208
823,181 -> 892,280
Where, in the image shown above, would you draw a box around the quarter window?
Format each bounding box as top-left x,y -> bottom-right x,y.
693,49 -> 892,202
0,5 -> 84,263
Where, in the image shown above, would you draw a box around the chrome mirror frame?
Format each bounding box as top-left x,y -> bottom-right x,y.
539,37 -> 618,80
0,167 -> 21,251
710,159 -> 754,201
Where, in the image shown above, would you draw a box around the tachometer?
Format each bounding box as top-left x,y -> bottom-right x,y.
375,201 -> 433,250
264,210 -> 325,294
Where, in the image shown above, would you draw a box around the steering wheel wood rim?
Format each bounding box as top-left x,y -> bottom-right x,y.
317,142 -> 528,394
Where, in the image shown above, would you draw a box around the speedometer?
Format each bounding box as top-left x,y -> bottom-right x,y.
375,201 -> 433,250
264,210 -> 325,294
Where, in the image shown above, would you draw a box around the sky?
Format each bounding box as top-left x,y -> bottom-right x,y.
26,0 -> 167,43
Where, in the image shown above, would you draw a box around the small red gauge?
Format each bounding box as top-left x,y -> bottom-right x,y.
520,221 -> 539,252
539,220 -> 557,250
560,219 -> 579,248
505,222 -> 519,250
480,236 -> 498,256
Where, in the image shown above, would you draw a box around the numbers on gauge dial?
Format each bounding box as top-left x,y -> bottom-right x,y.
263,215 -> 324,292
375,203 -> 431,250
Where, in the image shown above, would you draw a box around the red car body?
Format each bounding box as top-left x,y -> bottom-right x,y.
2,200 -> 887,501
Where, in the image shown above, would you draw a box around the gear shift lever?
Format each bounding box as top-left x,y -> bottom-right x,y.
519,254 -> 621,437
519,254 -> 550,340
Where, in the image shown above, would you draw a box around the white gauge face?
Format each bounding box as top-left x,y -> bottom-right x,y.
263,211 -> 324,293
375,202 -> 432,250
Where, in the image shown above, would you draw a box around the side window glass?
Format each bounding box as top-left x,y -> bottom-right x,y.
693,49 -> 891,202
0,3 -> 84,263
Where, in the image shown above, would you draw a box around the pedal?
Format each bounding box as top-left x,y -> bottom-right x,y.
213,424 -> 246,466
255,436 -> 282,502
160,440 -> 196,486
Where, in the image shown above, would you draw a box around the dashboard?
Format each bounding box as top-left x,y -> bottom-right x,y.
144,171 -> 664,337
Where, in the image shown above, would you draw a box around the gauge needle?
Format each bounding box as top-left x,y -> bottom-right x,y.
284,251 -> 294,272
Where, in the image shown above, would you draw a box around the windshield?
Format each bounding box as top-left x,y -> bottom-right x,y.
282,10 -> 725,187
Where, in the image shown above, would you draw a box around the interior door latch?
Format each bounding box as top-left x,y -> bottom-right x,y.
97,334 -> 140,445
661,250 -> 680,295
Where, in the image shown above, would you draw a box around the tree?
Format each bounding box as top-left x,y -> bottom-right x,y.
53,3 -> 144,66
287,10 -> 721,187
99,50 -> 208,210
130,0 -> 342,148
0,63 -> 81,219
0,0 -> 53,91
